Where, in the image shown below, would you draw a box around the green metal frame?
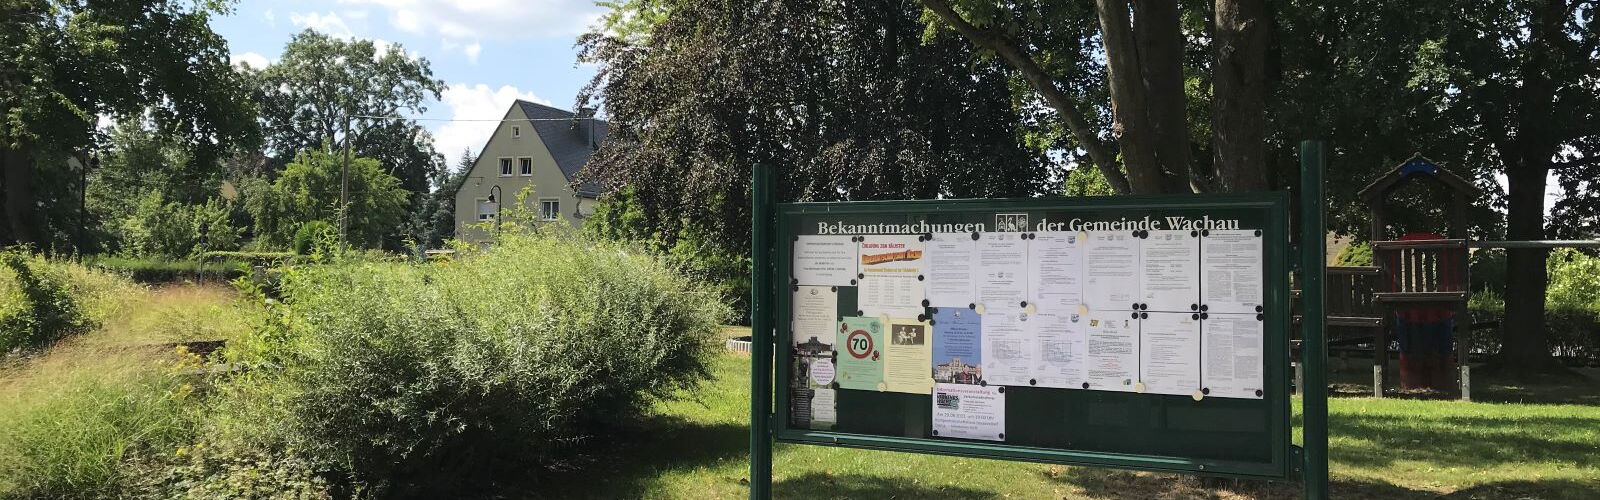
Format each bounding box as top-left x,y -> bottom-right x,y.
749,142 -> 1330,499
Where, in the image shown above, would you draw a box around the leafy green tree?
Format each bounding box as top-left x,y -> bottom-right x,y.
0,0 -> 256,248
252,149 -> 409,249
405,150 -> 473,251
251,30 -> 445,247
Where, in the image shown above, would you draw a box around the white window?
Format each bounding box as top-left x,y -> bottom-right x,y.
539,199 -> 560,221
477,199 -> 498,221
499,158 -> 512,176
519,157 -> 533,176
512,126 -> 521,137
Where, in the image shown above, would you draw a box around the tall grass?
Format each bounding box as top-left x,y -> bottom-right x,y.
0,251 -> 141,355
0,348 -> 195,498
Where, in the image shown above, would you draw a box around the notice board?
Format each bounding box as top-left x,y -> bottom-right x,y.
772,193 -> 1293,479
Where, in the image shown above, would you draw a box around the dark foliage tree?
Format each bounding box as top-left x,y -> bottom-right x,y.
577,0 -> 1053,258
0,0 -> 257,250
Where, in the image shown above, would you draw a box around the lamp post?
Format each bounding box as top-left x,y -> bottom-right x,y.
487,184 -> 502,233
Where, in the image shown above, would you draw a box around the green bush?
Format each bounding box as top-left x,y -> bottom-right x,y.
291,221 -> 335,256
0,251 -> 90,354
87,256 -> 250,284
1333,241 -> 1372,266
118,193 -> 243,258
224,228 -> 727,495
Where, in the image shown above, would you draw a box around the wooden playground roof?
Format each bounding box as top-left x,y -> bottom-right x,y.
1358,154 -> 1480,203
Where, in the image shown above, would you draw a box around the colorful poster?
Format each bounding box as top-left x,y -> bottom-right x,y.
975,233 -> 1028,312
1202,314 -> 1265,399
1139,230 -> 1200,312
1027,231 -> 1084,314
883,318 -> 934,394
1138,312 -> 1201,396
793,235 -> 858,287
1084,313 -> 1138,392
836,316 -> 886,391
924,233 -> 976,308
792,285 -> 838,348
1033,311 -> 1086,389
1202,230 -> 1265,315
789,339 -> 835,429
1083,231 -> 1141,313
932,383 -> 1006,441
980,310 -> 1034,386
931,307 -> 983,385
857,235 -> 926,318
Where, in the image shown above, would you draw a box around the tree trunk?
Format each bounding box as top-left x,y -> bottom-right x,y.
2,145 -> 37,246
1096,0 -> 1188,194
1211,0 -> 1270,192
1497,0 -> 1567,374
919,0 -> 1133,194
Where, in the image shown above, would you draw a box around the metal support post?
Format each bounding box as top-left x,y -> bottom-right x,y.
749,165 -> 775,500
1299,140 -> 1330,500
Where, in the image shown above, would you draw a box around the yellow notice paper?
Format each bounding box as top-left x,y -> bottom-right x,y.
883,318 -> 934,394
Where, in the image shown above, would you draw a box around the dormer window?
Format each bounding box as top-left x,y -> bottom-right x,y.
512,126 -> 521,137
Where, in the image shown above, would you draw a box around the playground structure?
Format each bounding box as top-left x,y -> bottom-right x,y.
1304,155 -> 1600,400
1305,156 -> 1476,398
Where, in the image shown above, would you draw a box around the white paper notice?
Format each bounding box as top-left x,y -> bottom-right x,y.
980,310 -> 1035,386
1084,313 -> 1138,391
811,388 -> 837,428
793,235 -> 858,287
932,383 -> 1006,441
924,233 -> 976,308
975,233 -> 1028,311
1139,230 -> 1200,312
857,235 -> 925,318
1202,314 -> 1265,399
1033,312 -> 1087,389
1083,231 -> 1141,313
1138,312 -> 1201,396
1027,232 -> 1084,314
792,286 -> 838,347
1201,230 -> 1264,315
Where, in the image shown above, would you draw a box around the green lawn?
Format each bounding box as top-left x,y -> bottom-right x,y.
537,342 -> 1600,499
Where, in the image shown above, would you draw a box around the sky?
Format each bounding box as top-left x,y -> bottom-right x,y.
213,0 -> 607,169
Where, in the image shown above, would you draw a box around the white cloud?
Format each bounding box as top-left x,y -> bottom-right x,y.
339,0 -> 603,42
463,42 -> 482,64
230,52 -> 272,70
433,84 -> 551,163
289,11 -> 356,39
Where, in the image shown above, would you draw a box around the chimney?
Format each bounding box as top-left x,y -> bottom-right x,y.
577,106 -> 597,151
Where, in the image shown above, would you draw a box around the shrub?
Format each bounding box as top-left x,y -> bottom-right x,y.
87,256 -> 250,284
227,228 -> 727,495
292,221 -> 335,256
0,251 -> 89,354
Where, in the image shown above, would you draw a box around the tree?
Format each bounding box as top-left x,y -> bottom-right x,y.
579,0 -> 1052,258
252,30 -> 445,237
252,149 -> 409,249
919,0 -> 1272,194
406,150 -> 473,251
0,0 -> 256,248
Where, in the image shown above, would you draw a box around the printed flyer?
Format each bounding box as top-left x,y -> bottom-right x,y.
883,318 -> 934,394
931,307 -> 983,385
857,235 -> 926,318
836,316 -> 886,391
793,235 -> 858,287
792,285 -> 838,348
931,383 -> 1006,441
923,233 -> 977,308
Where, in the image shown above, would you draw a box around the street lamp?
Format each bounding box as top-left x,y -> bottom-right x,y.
487,184 -> 502,231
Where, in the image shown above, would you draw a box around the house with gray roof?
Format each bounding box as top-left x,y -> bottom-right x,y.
455,100 -> 608,241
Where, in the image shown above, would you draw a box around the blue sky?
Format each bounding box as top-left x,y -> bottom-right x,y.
214,0 -> 606,167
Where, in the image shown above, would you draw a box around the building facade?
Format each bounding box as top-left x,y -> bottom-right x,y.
454,100 -> 607,242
